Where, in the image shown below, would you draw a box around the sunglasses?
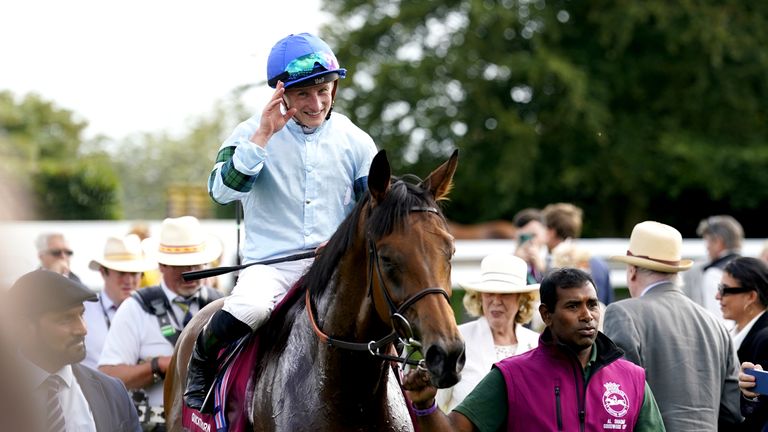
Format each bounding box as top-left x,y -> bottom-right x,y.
48,249 -> 74,258
717,283 -> 754,296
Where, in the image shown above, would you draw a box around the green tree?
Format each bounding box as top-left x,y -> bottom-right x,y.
0,91 -> 122,219
323,0 -> 768,236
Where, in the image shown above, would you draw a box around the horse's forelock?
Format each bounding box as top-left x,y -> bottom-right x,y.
366,177 -> 441,239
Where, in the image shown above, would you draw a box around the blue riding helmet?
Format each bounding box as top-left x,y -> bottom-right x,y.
267,33 -> 347,89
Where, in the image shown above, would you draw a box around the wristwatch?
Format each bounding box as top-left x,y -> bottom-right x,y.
150,357 -> 164,384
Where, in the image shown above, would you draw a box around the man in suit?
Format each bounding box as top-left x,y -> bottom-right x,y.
604,221 -> 742,431
8,269 -> 140,431
35,232 -> 82,283
682,215 -> 743,323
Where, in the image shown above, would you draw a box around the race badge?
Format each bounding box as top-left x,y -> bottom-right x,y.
602,382 -> 629,418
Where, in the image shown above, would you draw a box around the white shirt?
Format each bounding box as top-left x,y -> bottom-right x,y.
20,358 -> 97,432
732,311 -> 766,351
82,291 -> 117,369
99,282 -> 199,406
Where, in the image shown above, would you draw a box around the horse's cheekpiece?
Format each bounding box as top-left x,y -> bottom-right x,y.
305,223 -> 450,368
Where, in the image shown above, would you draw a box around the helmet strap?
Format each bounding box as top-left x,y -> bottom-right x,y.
326,81 -> 339,120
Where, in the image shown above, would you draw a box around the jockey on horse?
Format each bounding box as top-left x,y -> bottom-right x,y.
184,32 -> 378,411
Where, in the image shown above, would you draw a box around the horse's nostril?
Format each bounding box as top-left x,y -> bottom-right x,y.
425,345 -> 447,371
425,343 -> 464,388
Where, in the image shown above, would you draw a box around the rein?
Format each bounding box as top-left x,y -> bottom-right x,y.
305,206 -> 450,367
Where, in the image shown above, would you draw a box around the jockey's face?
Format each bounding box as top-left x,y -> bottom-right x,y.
283,81 -> 336,128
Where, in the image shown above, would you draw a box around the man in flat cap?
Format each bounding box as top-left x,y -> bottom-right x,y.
604,221 -> 742,431
8,269 -> 140,431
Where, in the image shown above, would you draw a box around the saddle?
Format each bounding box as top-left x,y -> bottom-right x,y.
180,281 -> 305,432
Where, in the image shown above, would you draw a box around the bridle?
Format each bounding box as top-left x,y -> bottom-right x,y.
306,206 -> 451,367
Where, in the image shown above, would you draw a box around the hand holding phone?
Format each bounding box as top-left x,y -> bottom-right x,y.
518,233 -> 534,246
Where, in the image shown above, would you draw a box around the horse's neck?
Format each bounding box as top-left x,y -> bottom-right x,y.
315,252 -> 394,399
321,245 -> 390,335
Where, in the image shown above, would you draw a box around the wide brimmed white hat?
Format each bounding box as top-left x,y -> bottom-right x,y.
142,216 -> 223,266
610,221 -> 693,273
89,234 -> 157,273
460,254 -> 539,294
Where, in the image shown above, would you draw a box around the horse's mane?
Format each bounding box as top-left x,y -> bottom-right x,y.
257,175 -> 443,370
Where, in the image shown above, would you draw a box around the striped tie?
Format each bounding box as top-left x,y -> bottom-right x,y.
173,297 -> 195,327
43,375 -> 65,432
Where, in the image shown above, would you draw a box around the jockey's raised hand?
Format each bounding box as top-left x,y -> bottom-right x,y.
250,80 -> 297,147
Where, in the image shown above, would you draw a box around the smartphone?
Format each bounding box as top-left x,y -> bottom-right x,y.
745,368 -> 768,395
518,233 -> 534,245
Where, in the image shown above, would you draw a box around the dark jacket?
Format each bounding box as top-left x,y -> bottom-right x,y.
738,312 -> 768,432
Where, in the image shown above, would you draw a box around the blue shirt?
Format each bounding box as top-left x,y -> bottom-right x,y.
209,112 -> 377,262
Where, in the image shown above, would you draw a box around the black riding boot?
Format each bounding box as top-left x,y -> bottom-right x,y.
184,310 -> 251,411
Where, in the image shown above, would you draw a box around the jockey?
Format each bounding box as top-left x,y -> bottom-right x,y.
184,32 -> 378,411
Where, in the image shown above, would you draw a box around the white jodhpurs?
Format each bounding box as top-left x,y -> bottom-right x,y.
221,257 -> 314,330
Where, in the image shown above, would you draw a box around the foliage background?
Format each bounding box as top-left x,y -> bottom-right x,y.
2,0 -> 768,238
324,0 -> 768,236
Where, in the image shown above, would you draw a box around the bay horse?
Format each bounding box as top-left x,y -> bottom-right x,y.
165,150 -> 466,431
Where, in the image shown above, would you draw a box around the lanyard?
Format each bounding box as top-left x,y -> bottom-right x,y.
98,293 -> 113,329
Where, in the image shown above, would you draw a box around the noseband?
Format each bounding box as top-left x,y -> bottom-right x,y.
306,206 -> 451,366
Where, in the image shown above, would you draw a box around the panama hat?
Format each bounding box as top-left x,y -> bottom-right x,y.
460,254 -> 539,294
610,221 -> 693,273
142,216 -> 223,267
88,234 -> 157,273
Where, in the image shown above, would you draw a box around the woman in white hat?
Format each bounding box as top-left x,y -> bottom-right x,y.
436,254 -> 540,412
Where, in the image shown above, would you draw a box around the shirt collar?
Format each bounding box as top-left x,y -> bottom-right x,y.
17,352 -> 74,390
640,280 -> 669,297
586,341 -> 598,370
732,310 -> 766,349
99,291 -> 117,310
160,280 -> 199,303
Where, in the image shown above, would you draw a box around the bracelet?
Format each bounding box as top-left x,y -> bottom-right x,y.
411,400 -> 438,417
150,357 -> 165,381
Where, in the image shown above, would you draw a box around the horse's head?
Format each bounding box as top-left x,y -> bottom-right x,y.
364,150 -> 465,388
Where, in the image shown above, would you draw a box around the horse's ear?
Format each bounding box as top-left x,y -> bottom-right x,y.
368,150 -> 391,204
421,149 -> 459,201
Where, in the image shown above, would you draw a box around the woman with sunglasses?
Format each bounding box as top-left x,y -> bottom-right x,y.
718,257 -> 768,431
183,32 -> 378,411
